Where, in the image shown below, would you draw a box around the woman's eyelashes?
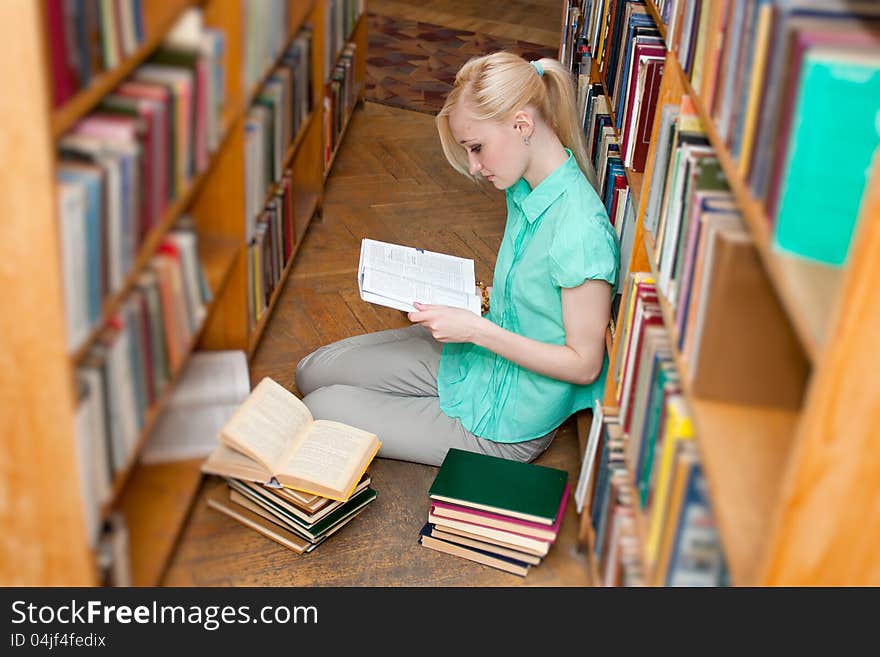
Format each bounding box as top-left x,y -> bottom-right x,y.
468,144 -> 481,153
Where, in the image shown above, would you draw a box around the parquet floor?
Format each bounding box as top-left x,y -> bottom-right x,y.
162,1 -> 593,587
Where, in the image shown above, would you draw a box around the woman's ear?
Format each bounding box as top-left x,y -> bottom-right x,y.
512,109 -> 534,138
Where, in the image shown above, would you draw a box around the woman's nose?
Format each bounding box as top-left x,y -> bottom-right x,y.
468,155 -> 482,175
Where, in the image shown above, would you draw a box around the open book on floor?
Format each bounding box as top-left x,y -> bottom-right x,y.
357,238 -> 482,314
201,377 -> 381,501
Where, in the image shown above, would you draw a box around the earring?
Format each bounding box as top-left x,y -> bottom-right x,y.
523,135 -> 530,146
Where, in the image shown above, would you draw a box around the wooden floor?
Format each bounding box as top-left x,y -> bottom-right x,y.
162,0 -> 594,587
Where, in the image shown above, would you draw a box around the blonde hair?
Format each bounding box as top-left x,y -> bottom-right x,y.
436,51 -> 596,188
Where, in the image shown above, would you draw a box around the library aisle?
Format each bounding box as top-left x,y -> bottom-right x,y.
163,100 -> 595,586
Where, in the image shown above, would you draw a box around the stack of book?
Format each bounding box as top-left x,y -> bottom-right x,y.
201,377 -> 381,554
419,448 -> 570,577
206,473 -> 376,555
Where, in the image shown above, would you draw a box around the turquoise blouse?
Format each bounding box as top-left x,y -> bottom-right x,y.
437,150 -> 620,443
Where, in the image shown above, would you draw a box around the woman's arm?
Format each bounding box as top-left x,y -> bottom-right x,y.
409,279 -> 611,385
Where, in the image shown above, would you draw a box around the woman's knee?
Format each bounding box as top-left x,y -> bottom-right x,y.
295,348 -> 327,396
301,384 -> 350,420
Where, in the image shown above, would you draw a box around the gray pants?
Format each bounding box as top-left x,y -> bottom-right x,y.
295,325 -> 556,467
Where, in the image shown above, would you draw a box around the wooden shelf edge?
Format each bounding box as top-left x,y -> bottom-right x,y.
641,230 -> 797,585
644,1 -> 668,43
52,0 -> 195,139
116,458 -> 205,586
69,112 -> 240,366
99,237 -> 238,519
323,88 -> 364,181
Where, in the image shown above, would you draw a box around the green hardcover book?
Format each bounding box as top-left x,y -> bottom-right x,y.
428,448 -> 568,525
773,48 -> 880,266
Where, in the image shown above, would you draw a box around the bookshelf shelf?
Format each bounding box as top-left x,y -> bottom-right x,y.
589,60 -> 644,205
70,117 -> 235,365
67,12 -> 318,367
256,111 -> 317,214
324,89 -> 363,181
649,11 -> 842,363
100,235 -> 238,519
116,457 -> 205,586
50,0 -> 195,139
643,231 -> 797,585
4,0 -> 368,585
569,0 -> 880,588
246,191 -> 320,357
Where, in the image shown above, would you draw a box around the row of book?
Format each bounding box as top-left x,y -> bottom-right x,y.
56,7 -> 226,351
324,0 -> 365,81
569,0 -> 667,173
640,96 -> 808,407
577,402 -> 727,586
323,43 -> 359,169
46,0 -> 146,107
241,0 -> 295,96
247,170 -> 298,329
73,222 -> 213,547
653,0 -> 880,266
244,29 -> 313,244
581,85 -> 637,324
419,449 -> 569,578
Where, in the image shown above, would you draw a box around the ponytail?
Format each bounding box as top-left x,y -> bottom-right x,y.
437,51 -> 597,189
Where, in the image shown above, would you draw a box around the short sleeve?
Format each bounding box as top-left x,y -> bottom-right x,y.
548,210 -> 620,289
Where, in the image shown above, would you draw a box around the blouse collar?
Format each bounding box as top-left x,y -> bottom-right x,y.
508,148 -> 581,223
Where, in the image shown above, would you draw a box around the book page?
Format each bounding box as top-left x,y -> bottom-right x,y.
279,421 -> 376,494
142,402 -> 241,464
201,444 -> 271,482
166,350 -> 250,408
359,238 -> 481,313
219,378 -> 312,472
361,238 -> 474,293
362,268 -> 479,311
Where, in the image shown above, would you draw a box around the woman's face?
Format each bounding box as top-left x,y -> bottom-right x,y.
448,106 -> 528,190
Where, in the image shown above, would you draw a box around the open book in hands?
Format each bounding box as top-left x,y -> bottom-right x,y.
201,377 -> 381,501
357,238 -> 482,314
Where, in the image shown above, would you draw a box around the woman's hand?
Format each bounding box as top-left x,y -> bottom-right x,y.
408,303 -> 485,343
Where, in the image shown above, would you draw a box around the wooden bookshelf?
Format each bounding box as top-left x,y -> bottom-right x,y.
324,84 -> 365,182
660,53 -> 842,362
246,193 -> 319,357
116,457 -> 205,586
589,59 -> 645,207
100,235 -> 238,518
51,0 -> 195,138
0,0 -> 368,585
643,231 -> 797,585
575,0 -> 880,586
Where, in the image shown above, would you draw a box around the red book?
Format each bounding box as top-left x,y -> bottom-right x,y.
118,81 -> 172,219
620,45 -> 664,166
631,57 -> 665,172
430,483 -> 570,542
46,0 -> 77,106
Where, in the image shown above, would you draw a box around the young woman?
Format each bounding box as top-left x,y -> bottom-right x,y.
296,51 -> 619,467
